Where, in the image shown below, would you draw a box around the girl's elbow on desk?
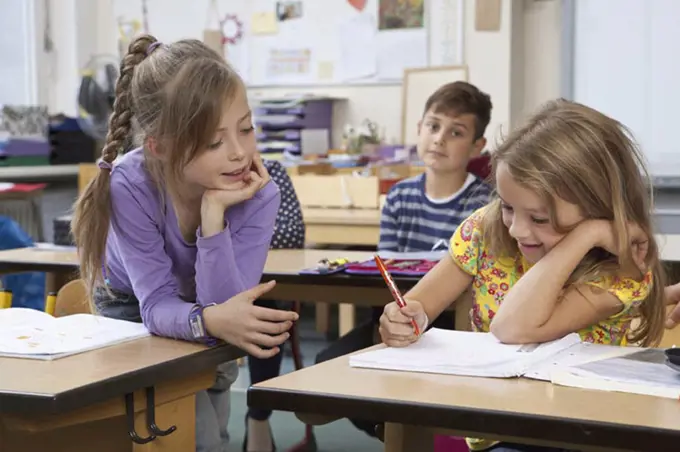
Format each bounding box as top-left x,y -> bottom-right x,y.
489,318 -> 524,344
490,318 -> 552,344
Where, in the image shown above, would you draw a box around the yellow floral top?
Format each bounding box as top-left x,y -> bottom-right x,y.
450,209 -> 651,451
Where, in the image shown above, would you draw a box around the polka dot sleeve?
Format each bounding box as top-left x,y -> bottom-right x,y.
263,159 -> 306,249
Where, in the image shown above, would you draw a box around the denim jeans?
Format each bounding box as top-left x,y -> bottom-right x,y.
94,287 -> 238,452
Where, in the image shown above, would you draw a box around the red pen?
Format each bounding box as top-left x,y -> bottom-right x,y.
374,255 -> 421,336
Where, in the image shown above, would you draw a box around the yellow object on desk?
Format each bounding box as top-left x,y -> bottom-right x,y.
0,289 -> 12,309
45,291 -> 57,316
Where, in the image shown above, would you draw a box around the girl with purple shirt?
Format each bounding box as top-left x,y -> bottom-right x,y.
71,35 -> 297,452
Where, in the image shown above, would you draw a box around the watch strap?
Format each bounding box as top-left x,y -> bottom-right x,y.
189,303 -> 219,346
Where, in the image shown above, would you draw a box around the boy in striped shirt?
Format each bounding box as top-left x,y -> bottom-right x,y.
379,81 -> 492,254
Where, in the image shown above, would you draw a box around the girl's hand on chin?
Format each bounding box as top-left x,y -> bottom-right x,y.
201,156 -> 271,210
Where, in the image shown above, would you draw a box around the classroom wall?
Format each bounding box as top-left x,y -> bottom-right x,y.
41,0 -> 566,148
250,0 -> 566,148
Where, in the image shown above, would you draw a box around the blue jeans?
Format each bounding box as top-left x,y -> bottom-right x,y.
94,287 -> 238,452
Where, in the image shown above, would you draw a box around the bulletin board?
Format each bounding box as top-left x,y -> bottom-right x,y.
401,66 -> 468,146
112,0 -> 464,88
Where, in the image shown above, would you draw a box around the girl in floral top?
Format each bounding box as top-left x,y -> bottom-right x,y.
378,99 -> 666,452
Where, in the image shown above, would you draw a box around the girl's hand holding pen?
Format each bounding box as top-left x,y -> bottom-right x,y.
379,299 -> 428,348
202,280 -> 298,359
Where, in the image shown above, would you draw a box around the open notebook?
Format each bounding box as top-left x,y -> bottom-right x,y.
0,308 -> 150,360
349,328 -> 638,380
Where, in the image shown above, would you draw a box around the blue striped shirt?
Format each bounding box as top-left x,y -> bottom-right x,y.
378,173 -> 492,252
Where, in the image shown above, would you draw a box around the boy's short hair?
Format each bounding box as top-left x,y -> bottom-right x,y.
423,81 -> 492,140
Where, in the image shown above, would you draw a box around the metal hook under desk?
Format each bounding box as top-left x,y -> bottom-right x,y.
125,392 -> 156,444
124,386 -> 177,444
145,386 -> 177,436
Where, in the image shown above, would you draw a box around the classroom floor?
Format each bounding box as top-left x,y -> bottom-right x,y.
227,305 -> 383,452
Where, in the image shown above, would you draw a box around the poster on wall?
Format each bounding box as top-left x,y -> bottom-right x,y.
264,48 -> 313,84
378,0 -> 425,30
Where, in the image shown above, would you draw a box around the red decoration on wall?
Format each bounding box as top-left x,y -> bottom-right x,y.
348,0 -> 367,12
220,14 -> 243,45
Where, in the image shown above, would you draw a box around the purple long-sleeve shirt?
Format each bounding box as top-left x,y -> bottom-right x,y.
105,149 -> 280,340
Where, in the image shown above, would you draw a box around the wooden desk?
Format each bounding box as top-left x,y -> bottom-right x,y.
0,248 -> 411,305
302,208 -> 380,246
0,248 -> 420,335
249,352 -> 680,452
0,337 -> 243,452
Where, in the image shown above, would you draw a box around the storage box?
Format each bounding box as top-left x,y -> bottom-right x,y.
291,175 -> 379,209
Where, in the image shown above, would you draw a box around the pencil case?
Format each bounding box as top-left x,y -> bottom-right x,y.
344,258 -> 437,276
299,258 -> 354,275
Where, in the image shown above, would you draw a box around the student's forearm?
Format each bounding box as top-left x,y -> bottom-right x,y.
200,201 -> 226,238
491,223 -> 596,336
405,256 -> 472,324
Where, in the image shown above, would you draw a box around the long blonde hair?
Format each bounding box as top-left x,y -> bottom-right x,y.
71,34 -> 243,300
481,99 -> 665,346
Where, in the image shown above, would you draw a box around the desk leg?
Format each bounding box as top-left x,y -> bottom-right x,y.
383,423 -> 434,452
315,303 -> 330,334
338,303 -> 355,336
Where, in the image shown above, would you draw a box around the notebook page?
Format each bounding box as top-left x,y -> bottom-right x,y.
349,329 -> 581,378
551,349 -> 680,399
0,307 -> 56,329
0,313 -> 150,359
524,342 -> 638,381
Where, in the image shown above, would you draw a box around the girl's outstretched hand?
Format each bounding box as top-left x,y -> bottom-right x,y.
202,280 -> 298,359
379,300 -> 427,347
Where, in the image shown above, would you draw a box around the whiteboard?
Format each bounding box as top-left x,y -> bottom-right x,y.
113,0 -> 463,88
401,66 -> 468,146
573,0 -> 680,179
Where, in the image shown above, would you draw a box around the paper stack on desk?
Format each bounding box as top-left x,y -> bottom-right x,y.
349,328 -> 636,380
0,307 -> 150,360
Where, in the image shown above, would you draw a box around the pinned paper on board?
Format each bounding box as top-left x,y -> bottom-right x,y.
338,14 -> 378,81
377,29 -> 427,80
276,1 -> 303,21
266,48 -> 312,81
317,61 -> 335,80
251,11 -> 279,34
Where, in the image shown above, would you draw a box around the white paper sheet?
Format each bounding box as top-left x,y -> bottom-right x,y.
338,13 -> 378,81
377,29 -> 428,80
226,41 -> 251,83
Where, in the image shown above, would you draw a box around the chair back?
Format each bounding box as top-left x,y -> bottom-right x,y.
54,279 -> 92,317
